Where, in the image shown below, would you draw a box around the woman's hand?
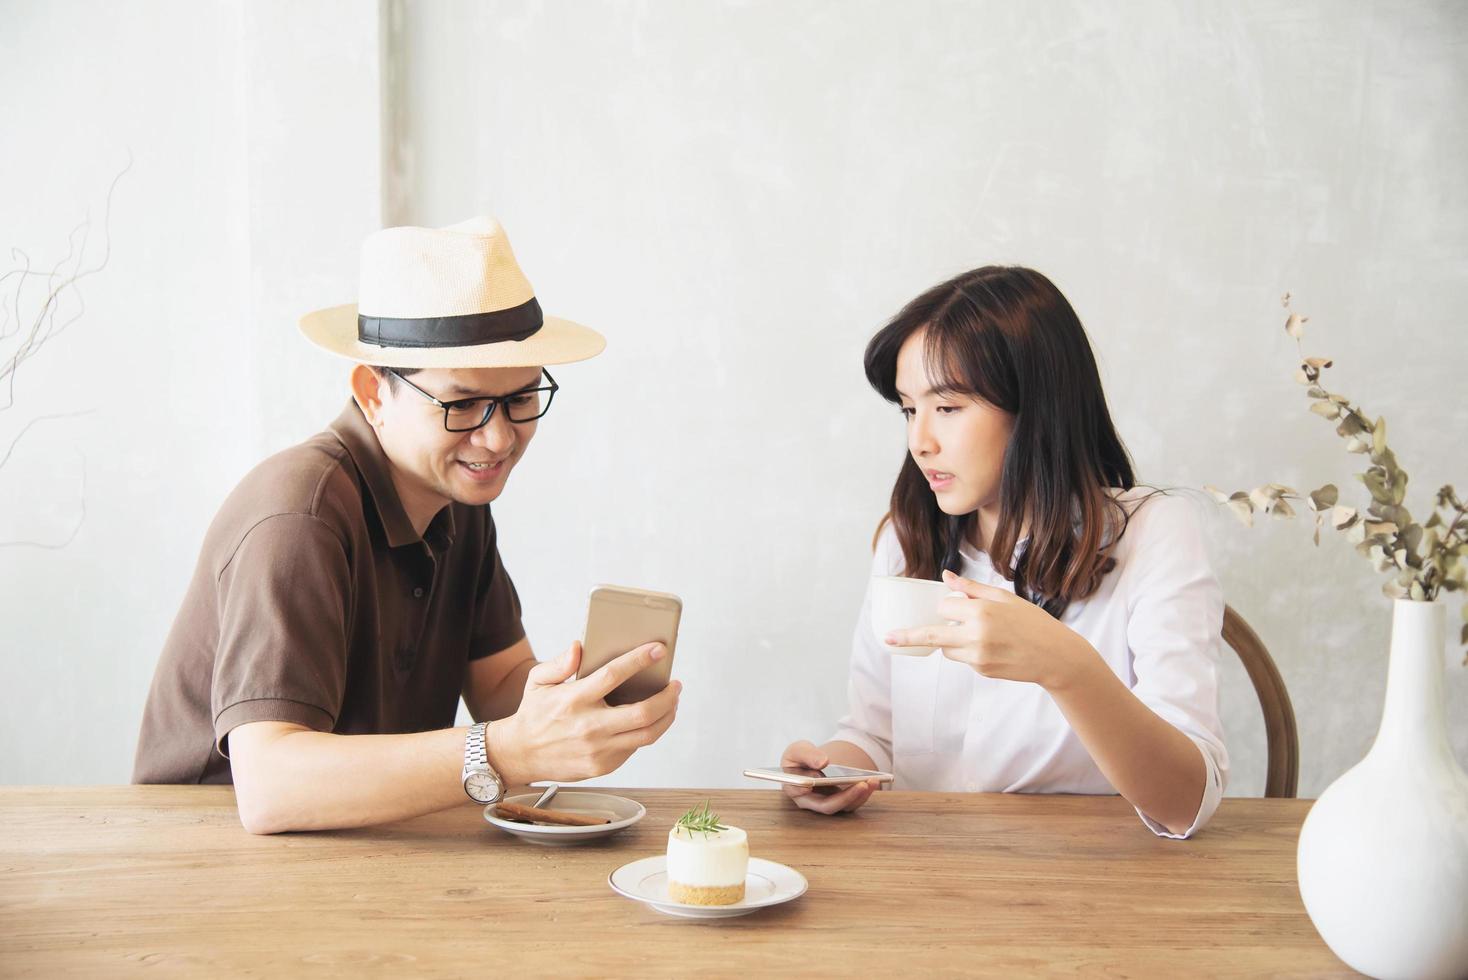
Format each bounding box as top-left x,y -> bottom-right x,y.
778,740 -> 880,815
883,570 -> 1103,691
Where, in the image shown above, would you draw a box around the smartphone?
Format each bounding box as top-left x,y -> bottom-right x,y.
743,765 -> 895,787
576,584 -> 682,706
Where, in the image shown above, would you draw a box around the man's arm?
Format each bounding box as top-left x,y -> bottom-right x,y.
228,721 -> 470,834
228,640 -> 680,835
462,636 -> 537,722
228,638 -> 537,834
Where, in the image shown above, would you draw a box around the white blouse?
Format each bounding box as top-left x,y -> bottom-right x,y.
830,488 -> 1228,839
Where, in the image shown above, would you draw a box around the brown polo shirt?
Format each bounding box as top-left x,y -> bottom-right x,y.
133,401 -> 525,784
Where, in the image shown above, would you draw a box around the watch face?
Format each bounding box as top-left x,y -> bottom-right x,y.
465,770 -> 502,804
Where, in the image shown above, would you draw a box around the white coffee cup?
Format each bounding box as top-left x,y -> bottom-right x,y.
869,575 -> 965,657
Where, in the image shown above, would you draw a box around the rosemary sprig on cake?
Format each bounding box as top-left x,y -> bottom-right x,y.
674,800 -> 728,838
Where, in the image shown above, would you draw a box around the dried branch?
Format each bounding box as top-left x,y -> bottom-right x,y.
1,153 -> 129,412
1205,293 -> 1467,661
0,157 -> 129,550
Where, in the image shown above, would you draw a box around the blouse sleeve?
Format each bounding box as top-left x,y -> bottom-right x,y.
1118,494 -> 1231,839
827,525 -> 902,773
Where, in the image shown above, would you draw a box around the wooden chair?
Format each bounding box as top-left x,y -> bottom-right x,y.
1222,605 -> 1300,798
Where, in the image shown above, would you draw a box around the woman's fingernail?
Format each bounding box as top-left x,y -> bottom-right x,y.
883,633 -> 898,645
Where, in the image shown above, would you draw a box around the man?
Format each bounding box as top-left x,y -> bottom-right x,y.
133,217 -> 680,833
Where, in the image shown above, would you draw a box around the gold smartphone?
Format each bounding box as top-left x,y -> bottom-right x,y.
743,765 -> 895,787
576,584 -> 682,706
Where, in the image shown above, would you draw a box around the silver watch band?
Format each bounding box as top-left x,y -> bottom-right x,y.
462,722 -> 503,803
465,721 -> 489,769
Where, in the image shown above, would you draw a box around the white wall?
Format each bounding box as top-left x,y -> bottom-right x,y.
0,0 -> 380,780
3,0 -> 1465,798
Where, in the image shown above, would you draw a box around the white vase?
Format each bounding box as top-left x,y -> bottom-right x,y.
1297,599 -> 1468,979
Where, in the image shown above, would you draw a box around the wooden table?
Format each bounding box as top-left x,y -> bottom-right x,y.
0,787 -> 1349,977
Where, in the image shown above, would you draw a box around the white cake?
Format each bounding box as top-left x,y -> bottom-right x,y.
666,824 -> 749,905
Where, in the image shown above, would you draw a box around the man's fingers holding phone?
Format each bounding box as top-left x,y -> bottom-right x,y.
527,641 -> 582,687
600,679 -> 681,735
604,696 -> 680,756
581,641 -> 666,701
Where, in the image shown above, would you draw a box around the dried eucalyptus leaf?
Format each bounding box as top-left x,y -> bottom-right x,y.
1392,472 -> 1408,506
1309,485 -> 1339,511
1371,448 -> 1400,473
1426,511 -> 1443,529
1347,520 -> 1369,544
1229,491 -> 1250,503
1364,471 -> 1392,503
1227,499 -> 1254,527
1460,623 -> 1467,646
1307,386 -> 1328,399
1268,483 -> 1298,495
1332,505 -> 1358,529
1373,417 -> 1387,455
1311,401 -> 1342,420
1304,356 -> 1333,369
1402,524 -> 1423,555
1294,367 -> 1313,386
1313,519 -> 1322,546
1285,313 -> 1306,339
1345,436 -> 1370,453
1410,581 -> 1426,601
1249,487 -> 1278,512
1204,485 -> 1232,504
1328,393 -> 1350,404
1274,499 -> 1296,519
1337,414 -> 1367,437
1365,521 -> 1400,537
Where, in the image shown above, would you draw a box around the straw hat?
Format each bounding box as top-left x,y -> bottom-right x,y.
299,216 -> 605,368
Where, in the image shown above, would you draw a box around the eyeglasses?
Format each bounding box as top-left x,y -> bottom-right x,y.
384,369 -> 559,432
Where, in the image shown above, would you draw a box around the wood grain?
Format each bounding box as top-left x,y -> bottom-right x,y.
0,787 -> 1351,977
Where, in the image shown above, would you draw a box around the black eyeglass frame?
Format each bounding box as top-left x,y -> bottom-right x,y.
383,368 -> 559,432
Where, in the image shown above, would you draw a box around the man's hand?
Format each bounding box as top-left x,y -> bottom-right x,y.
488,640 -> 681,785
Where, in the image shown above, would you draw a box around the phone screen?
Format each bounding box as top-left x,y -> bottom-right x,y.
781,765 -> 881,779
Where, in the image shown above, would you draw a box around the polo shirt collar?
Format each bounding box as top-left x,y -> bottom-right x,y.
329,400 -> 455,550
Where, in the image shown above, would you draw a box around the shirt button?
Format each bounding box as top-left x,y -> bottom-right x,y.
412,587 -> 425,598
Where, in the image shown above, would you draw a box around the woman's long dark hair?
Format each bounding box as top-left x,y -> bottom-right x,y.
864,266 -> 1139,619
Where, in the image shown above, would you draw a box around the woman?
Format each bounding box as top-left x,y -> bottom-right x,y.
782,266 -> 1227,838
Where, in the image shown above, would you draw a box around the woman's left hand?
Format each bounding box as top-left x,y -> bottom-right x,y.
883,570 -> 1101,691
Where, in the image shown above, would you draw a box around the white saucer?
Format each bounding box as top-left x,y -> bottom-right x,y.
608,855 -> 808,918
483,791 -> 645,845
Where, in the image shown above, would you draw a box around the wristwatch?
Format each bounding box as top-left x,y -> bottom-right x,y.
462,722 -> 505,804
